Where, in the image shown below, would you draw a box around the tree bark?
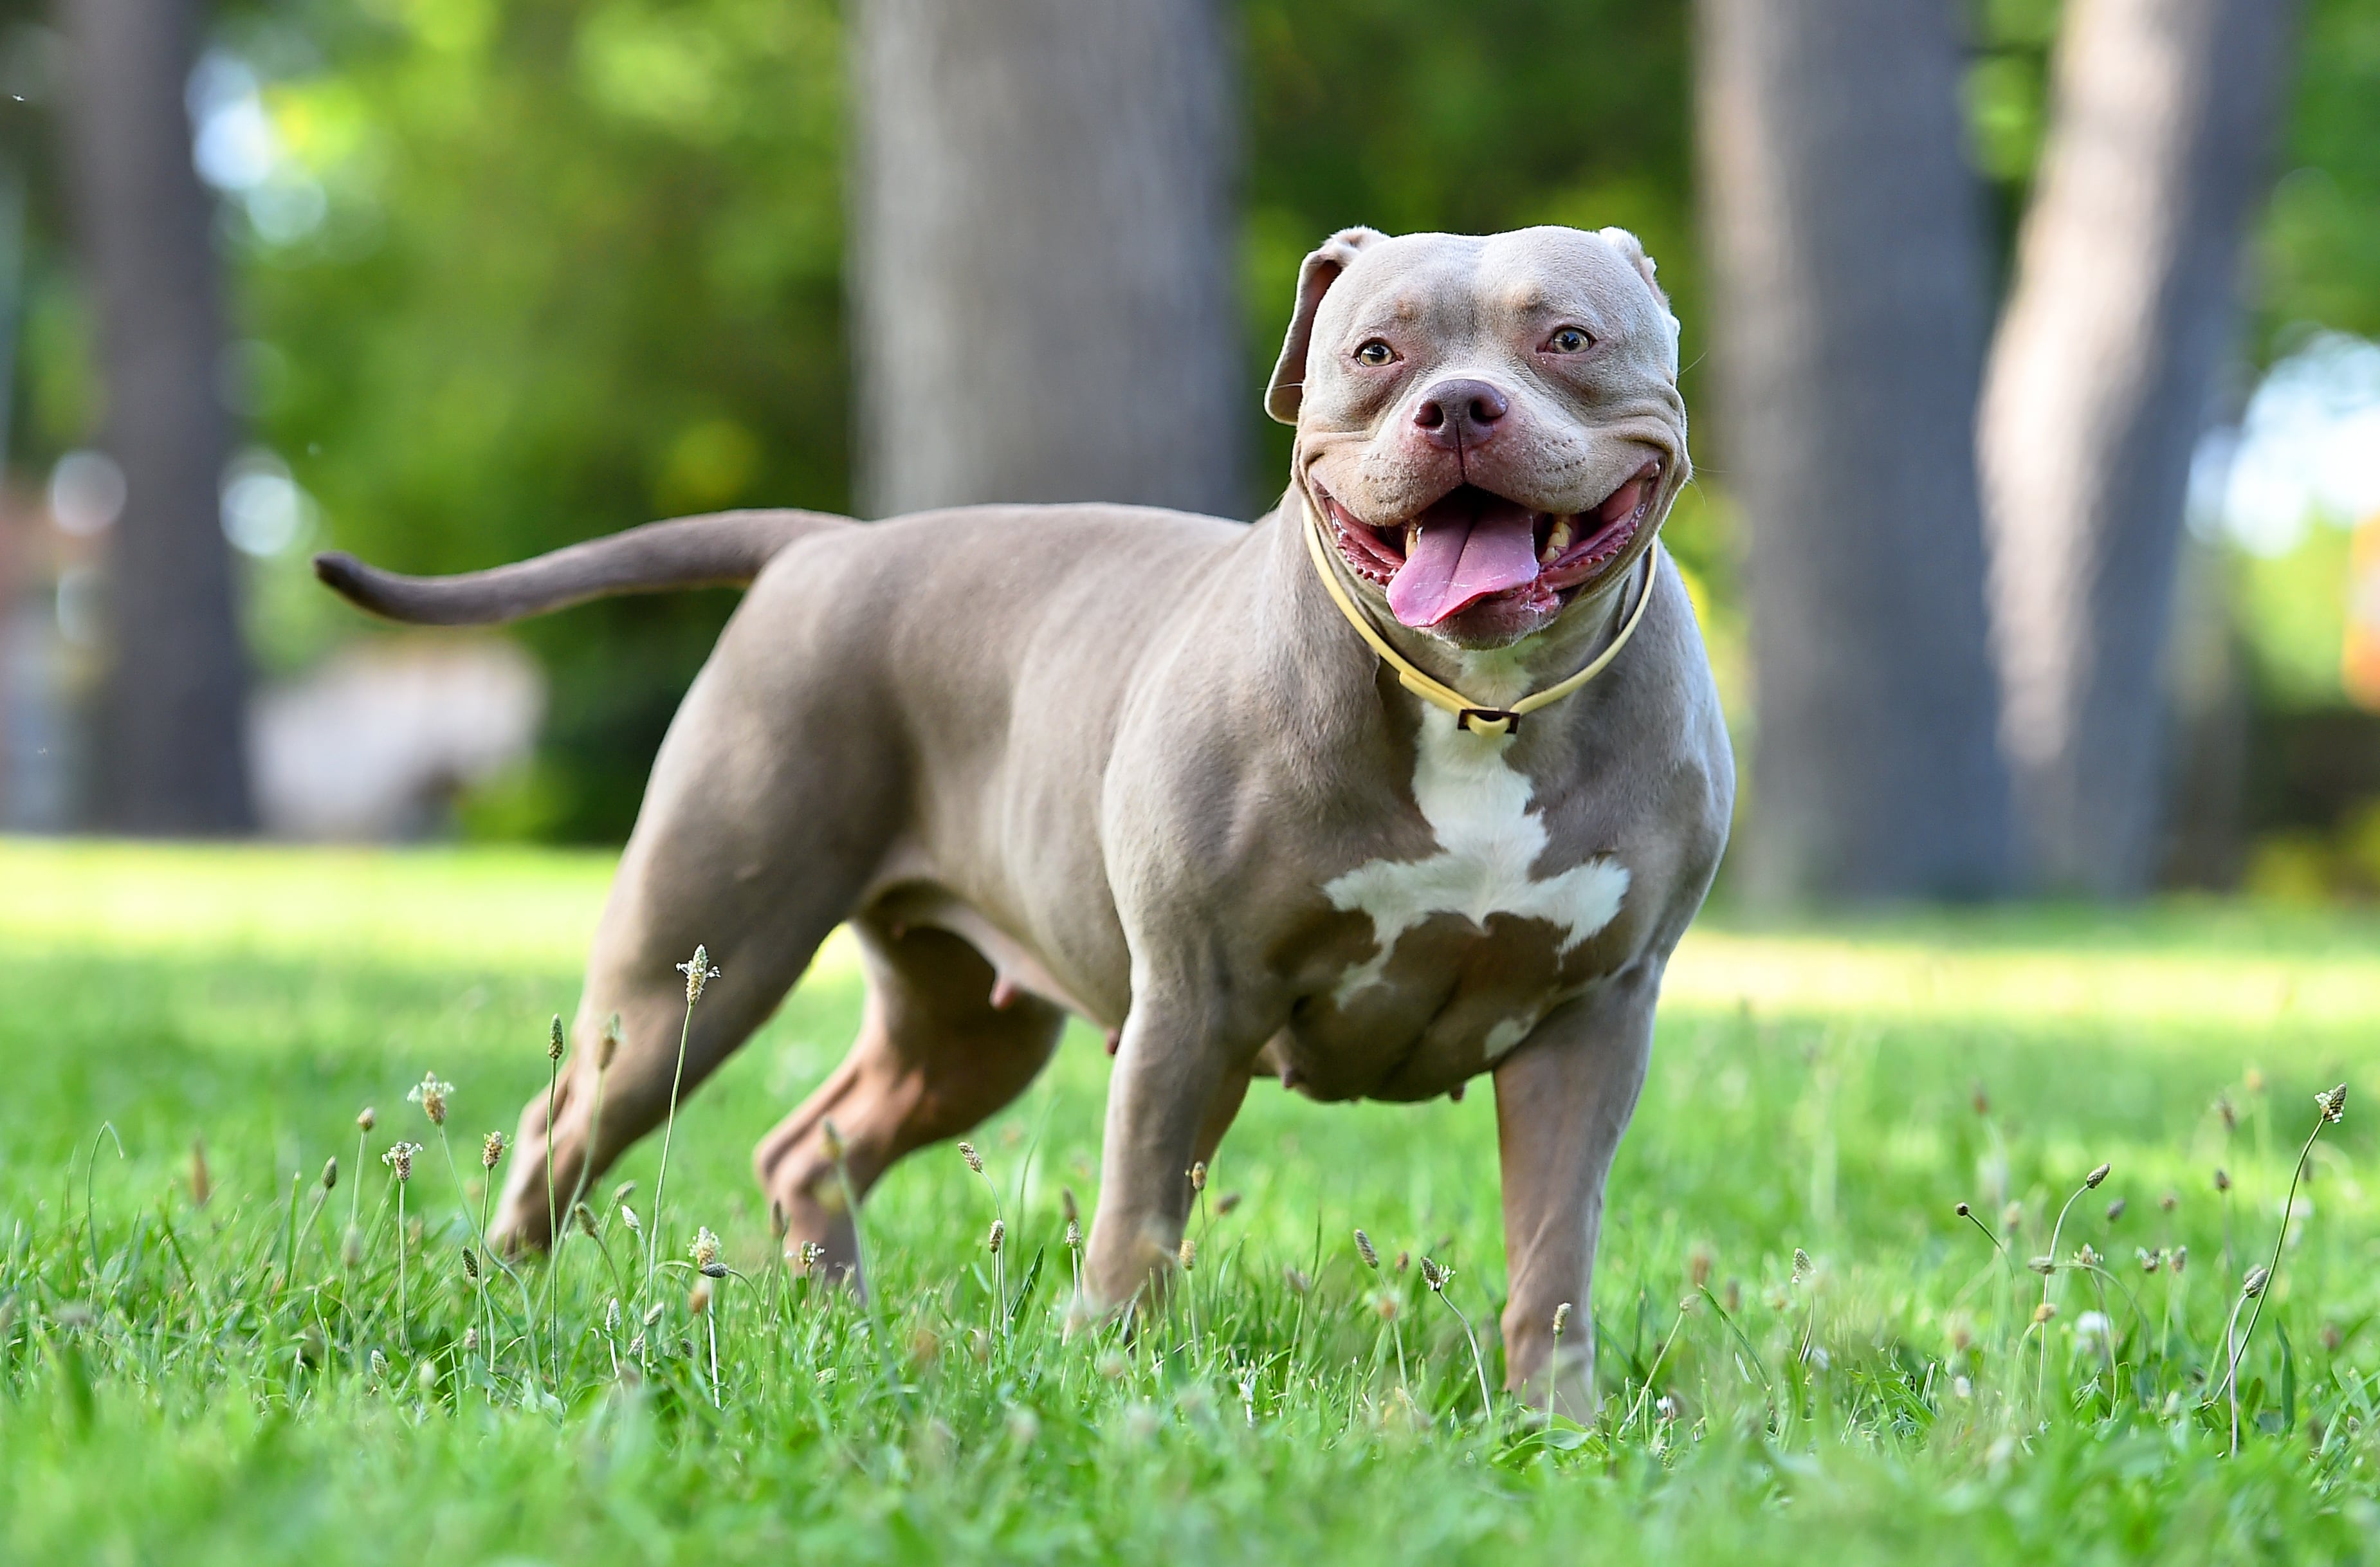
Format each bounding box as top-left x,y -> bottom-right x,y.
848,0 -> 1245,520
1695,0 -> 2012,899
62,0 -> 252,832
1978,0 -> 2297,895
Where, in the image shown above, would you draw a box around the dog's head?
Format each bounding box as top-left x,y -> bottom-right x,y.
1268,226 -> 1688,648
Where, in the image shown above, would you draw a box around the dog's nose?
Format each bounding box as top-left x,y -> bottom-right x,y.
1411,378 -> 1510,448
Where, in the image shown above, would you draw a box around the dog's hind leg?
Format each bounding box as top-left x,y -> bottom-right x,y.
486,644 -> 902,1256
753,917 -> 1066,1290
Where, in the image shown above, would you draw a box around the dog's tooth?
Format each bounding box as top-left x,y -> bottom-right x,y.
1405,522 -> 1422,556
1541,518 -> 1573,563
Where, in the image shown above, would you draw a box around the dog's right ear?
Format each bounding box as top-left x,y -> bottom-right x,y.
1265,227 -> 1385,426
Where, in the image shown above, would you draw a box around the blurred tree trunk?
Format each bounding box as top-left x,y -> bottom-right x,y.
1696,0 -> 2012,899
1979,0 -> 2297,895
61,0 -> 252,832
849,0 -> 1245,519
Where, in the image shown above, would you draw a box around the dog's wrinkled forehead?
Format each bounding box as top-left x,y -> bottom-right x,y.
1266,226 -> 1681,428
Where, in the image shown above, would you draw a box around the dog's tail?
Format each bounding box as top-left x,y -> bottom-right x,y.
313,508 -> 850,625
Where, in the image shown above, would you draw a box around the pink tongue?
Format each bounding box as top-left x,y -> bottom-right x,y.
1386,495 -> 1542,627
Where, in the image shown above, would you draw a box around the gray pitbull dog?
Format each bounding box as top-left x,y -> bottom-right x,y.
316,223 -> 1732,1412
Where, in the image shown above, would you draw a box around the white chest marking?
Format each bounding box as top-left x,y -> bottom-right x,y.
1324,707 -> 1629,1009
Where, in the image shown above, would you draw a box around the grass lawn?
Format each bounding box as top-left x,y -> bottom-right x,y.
4,838 -> 2380,1564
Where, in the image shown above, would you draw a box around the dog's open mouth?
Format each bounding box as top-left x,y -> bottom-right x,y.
1315,461 -> 1660,628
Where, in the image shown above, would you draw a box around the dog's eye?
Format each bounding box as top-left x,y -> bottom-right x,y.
1545,327 -> 1593,355
1354,340 -> 1398,367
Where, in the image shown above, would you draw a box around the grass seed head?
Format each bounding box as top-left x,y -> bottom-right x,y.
407,1072 -> 453,1126
2085,1162 -> 2111,1189
681,938 -> 714,1000
482,1131 -> 506,1170
2160,1191 -> 2179,1212
1373,1292 -> 1398,1323
1393,1251 -> 1409,1274
2139,1247 -> 2161,1273
678,946 -> 720,1007
618,1204 -> 641,1236
1283,1266 -> 1312,1295
461,1246 -> 479,1280
770,1201 -> 789,1240
576,1203 -> 600,1238
606,1298 -> 621,1333
2002,1202 -> 2024,1233
1176,1235 -> 1195,1270
1065,1218 -> 1082,1251
2244,1266 -> 2271,1298
2033,1301 -> 2057,1324
2215,1167 -> 2231,1192
599,1014 -> 623,1070
1791,1247 -> 1813,1284
189,1140 -> 211,1208
1215,1191 -> 1241,1216
381,1141 -> 420,1182
798,1240 -> 823,1272
1552,1301 -> 1572,1339
549,1014 -> 567,1061
2319,1083 -> 2348,1123
988,1218 -> 1006,1256
1353,1229 -> 1379,1270
320,1156 -> 337,1191
2105,1197 -> 2125,1223
2246,1067 -> 2266,1094
341,1225 -> 363,1269
1189,1160 -> 1207,1193
464,1326 -> 479,1354
1955,1201 -> 1970,1217
820,1119 -> 847,1162
2074,1242 -> 2101,1268
2217,1094 -> 2237,1132
1688,1243 -> 1714,1290
2172,1243 -> 2188,1274
1420,1257 -> 1451,1292
688,1278 -> 713,1315
1061,1187 -> 1079,1225
1970,1083 -> 1990,1116
643,1300 -> 666,1326
356,1106 -> 376,1133
690,1226 -> 720,1269
958,1141 -> 983,1175
2028,1256 -> 2055,1275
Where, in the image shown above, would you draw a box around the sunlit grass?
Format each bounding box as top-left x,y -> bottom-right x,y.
3,839 -> 2379,1564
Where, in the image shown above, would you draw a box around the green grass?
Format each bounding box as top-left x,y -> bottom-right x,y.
5,839 -> 2380,1564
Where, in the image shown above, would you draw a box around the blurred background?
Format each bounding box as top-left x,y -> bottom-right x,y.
0,0 -> 2372,904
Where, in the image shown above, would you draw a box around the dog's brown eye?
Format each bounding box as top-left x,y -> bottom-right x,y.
1546,327 -> 1592,355
1355,340 -> 1397,367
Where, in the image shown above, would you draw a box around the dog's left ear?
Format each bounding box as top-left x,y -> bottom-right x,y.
1597,227 -> 1669,309
1265,226 -> 1386,426
1598,227 -> 1681,372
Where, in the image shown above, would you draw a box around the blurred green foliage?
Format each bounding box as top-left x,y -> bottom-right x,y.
1,0 -> 2374,841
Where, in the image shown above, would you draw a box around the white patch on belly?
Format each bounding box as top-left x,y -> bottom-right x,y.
1325,706 -> 1629,1006
1483,1011 -> 1541,1060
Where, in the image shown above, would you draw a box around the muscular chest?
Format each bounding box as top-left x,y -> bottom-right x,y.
1281,708 -> 1634,1099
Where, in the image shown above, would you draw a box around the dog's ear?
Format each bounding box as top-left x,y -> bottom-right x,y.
1265,227 -> 1385,426
1598,226 -> 1681,372
1596,227 -> 1668,310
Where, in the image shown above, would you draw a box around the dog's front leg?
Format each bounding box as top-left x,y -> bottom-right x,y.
1081,980 -> 1259,1317
1491,964 -> 1660,1420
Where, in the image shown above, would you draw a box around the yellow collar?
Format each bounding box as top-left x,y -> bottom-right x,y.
1302,498 -> 1660,736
